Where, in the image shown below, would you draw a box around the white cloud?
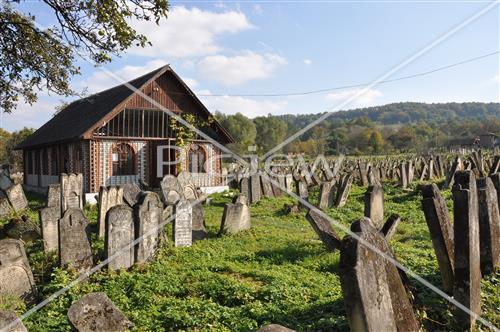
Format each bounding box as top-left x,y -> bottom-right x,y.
2,97 -> 58,131
183,77 -> 198,88
199,91 -> 288,118
325,88 -> 382,107
253,4 -> 263,14
198,52 -> 288,85
303,59 -> 312,65
492,74 -> 499,83
79,59 -> 166,93
129,6 -> 254,58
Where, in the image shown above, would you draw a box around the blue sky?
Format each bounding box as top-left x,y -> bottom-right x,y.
2,0 -> 499,131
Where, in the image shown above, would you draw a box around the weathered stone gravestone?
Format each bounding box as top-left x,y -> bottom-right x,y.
491,172 -> 500,208
46,183 -> 61,215
380,214 -> 401,241
61,173 -> 83,211
191,201 -> 207,241
340,229 -> 419,332
444,156 -> 461,189
399,162 -> 408,189
296,180 -> 308,202
0,172 -> 13,191
257,324 -> 296,332
305,208 -> 341,251
239,176 -> 251,199
318,181 -> 335,210
260,173 -> 274,198
250,174 -> 262,204
219,201 -> 251,235
285,174 -> 294,192
476,177 -> 500,275
421,183 -> 455,293
0,198 -> 12,218
0,310 -> 28,332
97,186 -> 124,239
173,200 -> 193,247
39,207 -> 60,253
121,183 -> 142,207
335,174 -> 353,208
5,184 -> 28,212
161,175 -> 183,205
67,292 -> 134,331
452,171 -> 481,330
364,185 -> 384,228
0,239 -> 37,302
59,208 -> 93,272
134,192 -> 163,263
105,205 -> 135,270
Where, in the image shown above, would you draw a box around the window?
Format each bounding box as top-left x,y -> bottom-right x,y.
50,148 -> 59,176
112,143 -> 135,176
188,144 -> 206,173
41,149 -> 49,175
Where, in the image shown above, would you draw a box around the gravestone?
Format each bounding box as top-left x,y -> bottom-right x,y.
5,184 -> 28,212
421,183 -> 455,292
0,310 -> 28,332
67,292 -> 134,331
271,176 -> 283,197
399,162 -> 408,189
490,172 -> 500,212
40,207 -> 60,253
452,171 -> 481,330
444,157 -> 461,189
59,208 -> 93,272
335,174 -> 353,208
476,177 -> 500,275
98,186 -> 123,239
0,173 -> 13,191
219,202 -> 251,235
0,239 -> 37,302
350,216 -> 378,234
239,177 -> 250,199
260,174 -> 274,198
191,201 -> 207,241
318,181 -> 335,210
173,200 -> 192,247
381,214 -> 401,241
0,198 -> 12,218
257,324 -> 296,332
46,183 -> 61,215
135,192 -> 163,264
105,205 -> 135,270
161,175 -> 183,205
285,174 -> 294,192
121,183 -> 142,207
61,173 -> 83,211
364,185 -> 384,228
297,180 -> 309,201
358,161 -> 368,186
183,184 -> 198,201
235,194 -> 249,205
305,208 -> 341,251
250,174 -> 262,204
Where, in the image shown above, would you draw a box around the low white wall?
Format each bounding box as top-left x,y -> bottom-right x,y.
200,186 -> 229,194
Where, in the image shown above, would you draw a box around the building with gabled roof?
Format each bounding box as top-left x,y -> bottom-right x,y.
17,65 -> 234,198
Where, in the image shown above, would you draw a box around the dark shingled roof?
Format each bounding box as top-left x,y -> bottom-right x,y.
17,65 -> 234,149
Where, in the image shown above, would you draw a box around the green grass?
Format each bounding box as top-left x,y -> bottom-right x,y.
0,181 -> 498,331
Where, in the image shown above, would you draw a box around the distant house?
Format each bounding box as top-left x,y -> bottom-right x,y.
17,65 -> 234,198
478,132 -> 499,149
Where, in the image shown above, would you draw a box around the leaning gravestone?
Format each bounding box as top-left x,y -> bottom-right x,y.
173,200 -> 193,247
59,208 -> 93,272
305,208 -> 341,251
335,174 -> 353,208
285,174 -> 294,192
105,205 -> 135,270
421,183 -> 454,294
121,183 -> 142,207
191,201 -> 207,241
67,292 -> 134,332
39,207 -> 60,253
0,310 -> 28,332
364,185 -> 384,228
0,198 -> 12,218
5,184 -> 28,212
61,173 -> 83,211
135,192 -> 162,264
0,239 -> 37,302
161,175 -> 183,205
0,172 -> 13,191
219,201 -> 251,235
46,183 -> 61,215
452,171 -> 481,330
318,181 -> 335,210
476,177 -> 500,275
380,214 -> 401,241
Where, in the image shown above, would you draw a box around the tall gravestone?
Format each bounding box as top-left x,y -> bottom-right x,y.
285,174 -> 294,192
61,173 -> 83,212
399,162 -> 408,189
444,157 -> 461,189
105,205 -> 135,270
476,177 -> 500,275
59,208 -> 93,272
135,192 -> 162,264
490,172 -> 500,208
46,183 -> 61,216
191,201 -> 207,241
250,174 -> 262,204
364,185 -> 384,228
452,171 -> 481,330
305,208 -> 340,251
318,181 -> 335,210
421,184 -> 455,293
239,177 -> 250,199
0,239 -> 37,302
39,206 -> 60,253
335,174 -> 353,208
5,184 -> 28,212
173,200 -> 193,247
260,173 -> 274,198
98,186 -> 124,239
219,201 -> 251,235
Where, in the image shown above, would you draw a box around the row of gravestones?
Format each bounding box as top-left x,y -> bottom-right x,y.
421,170 -> 500,330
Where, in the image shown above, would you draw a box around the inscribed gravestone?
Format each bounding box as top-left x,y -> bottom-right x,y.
135,192 -> 162,263
67,292 -> 134,331
364,185 -> 384,228
40,206 -> 60,253
98,186 -> 123,239
0,239 -> 37,302
105,205 -> 135,270
161,175 -> 183,205
5,184 -> 28,212
219,202 -> 251,235
476,177 -> 500,275
46,183 -> 61,214
452,171 -> 481,330
191,201 -> 207,241
59,208 -> 93,272
0,198 -> 12,218
61,173 -> 83,211
173,200 -> 192,247
250,174 -> 262,204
